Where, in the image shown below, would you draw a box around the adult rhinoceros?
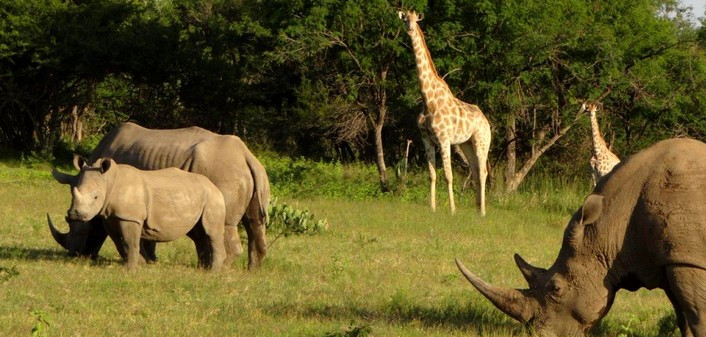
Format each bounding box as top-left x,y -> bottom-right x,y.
456,138 -> 706,336
49,122 -> 269,269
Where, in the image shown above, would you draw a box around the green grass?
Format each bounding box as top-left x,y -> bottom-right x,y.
0,160 -> 675,336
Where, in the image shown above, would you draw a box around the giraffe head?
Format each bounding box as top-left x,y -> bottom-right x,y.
582,101 -> 600,116
397,10 -> 424,34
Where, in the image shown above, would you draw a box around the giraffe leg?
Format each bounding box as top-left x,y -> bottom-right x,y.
461,133 -> 490,216
421,136 -> 437,212
440,141 -> 455,214
459,142 -> 481,216
454,145 -> 474,192
475,136 -> 490,217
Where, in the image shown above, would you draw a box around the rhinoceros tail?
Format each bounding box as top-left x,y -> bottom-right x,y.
245,150 -> 270,225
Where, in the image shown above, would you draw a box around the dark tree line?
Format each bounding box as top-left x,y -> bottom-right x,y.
1,0 -> 705,191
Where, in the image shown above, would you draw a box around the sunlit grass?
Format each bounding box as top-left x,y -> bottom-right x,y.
0,162 -> 674,336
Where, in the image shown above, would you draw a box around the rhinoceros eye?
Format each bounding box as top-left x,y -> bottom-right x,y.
548,279 -> 564,296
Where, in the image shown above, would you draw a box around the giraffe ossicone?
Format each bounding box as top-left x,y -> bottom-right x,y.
399,10 -> 491,216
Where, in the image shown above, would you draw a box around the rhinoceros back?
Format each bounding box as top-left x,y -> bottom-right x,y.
643,139 -> 706,268
89,122 -> 214,170
596,138 -> 706,270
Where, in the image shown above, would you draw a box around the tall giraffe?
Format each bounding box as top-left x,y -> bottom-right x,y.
399,10 -> 491,215
583,102 -> 620,186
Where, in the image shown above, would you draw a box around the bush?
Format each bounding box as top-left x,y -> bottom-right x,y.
267,198 -> 328,247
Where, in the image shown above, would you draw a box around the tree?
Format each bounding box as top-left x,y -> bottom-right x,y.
416,0 -> 703,191
273,0 -> 418,191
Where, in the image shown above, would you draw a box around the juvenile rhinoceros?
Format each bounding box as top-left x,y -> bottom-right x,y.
62,156 -> 226,271
456,138 -> 706,336
49,122 -> 269,269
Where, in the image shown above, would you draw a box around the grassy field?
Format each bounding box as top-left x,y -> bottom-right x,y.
0,161 -> 675,336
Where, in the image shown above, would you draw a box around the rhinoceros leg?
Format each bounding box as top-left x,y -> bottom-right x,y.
102,218 -> 130,260
187,226 -> 210,268
140,240 -> 157,263
665,288 -> 690,337
241,192 -> 267,269
242,214 -> 266,270
83,218 -> 108,259
187,223 -> 226,271
666,265 -> 706,336
111,220 -> 142,272
223,225 -> 243,267
200,206 -> 226,272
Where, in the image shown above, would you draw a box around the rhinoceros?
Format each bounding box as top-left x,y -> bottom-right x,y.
61,156 -> 226,271
456,138 -> 706,336
49,122 -> 269,269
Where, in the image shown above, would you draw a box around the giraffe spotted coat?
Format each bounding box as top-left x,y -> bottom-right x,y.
400,10 -> 491,216
584,102 -> 620,186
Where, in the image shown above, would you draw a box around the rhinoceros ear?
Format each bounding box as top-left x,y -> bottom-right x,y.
99,158 -> 113,173
72,154 -> 87,171
581,194 -> 604,225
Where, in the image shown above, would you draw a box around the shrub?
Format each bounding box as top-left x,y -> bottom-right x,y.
267,198 -> 328,247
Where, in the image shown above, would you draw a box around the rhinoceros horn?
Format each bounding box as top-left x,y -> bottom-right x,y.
51,168 -> 77,186
47,214 -> 70,250
455,258 -> 536,323
514,253 -> 547,286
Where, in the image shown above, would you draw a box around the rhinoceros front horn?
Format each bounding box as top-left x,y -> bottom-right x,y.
455,258 -> 536,323
47,214 -> 70,250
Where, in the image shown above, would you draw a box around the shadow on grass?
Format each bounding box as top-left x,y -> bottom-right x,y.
266,299 -> 670,337
0,245 -> 123,268
263,300 -> 525,335
0,245 -> 70,261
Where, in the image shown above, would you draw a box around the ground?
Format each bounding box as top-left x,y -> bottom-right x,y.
0,163 -> 674,336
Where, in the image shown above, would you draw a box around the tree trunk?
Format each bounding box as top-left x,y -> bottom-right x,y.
505,106 -> 583,192
370,69 -> 389,192
504,113 -> 516,192
373,117 -> 388,191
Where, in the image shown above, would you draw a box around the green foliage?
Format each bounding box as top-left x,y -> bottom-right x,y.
2,0 -> 706,191
30,309 -> 51,337
267,198 -> 328,247
261,151 -> 389,200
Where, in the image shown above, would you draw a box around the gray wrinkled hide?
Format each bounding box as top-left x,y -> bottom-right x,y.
457,138 -> 706,336
51,122 -> 269,269
69,159 -> 226,271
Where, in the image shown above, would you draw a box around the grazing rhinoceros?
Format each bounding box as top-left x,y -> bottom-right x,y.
61,156 -> 226,271
456,138 -> 706,336
49,122 -> 269,269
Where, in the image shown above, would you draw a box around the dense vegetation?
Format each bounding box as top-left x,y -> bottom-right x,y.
1,0 -> 705,191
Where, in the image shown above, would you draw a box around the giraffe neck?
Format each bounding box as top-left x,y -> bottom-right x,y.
409,23 -> 452,106
589,111 -> 610,157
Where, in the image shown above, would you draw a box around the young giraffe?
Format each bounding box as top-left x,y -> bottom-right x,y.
583,102 -> 620,186
399,10 -> 491,216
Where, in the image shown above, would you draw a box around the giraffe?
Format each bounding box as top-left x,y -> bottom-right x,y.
398,10 -> 491,216
583,102 -> 620,186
